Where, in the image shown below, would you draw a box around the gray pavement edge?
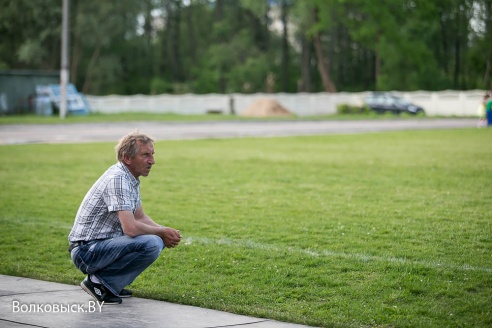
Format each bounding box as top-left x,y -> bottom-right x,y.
0,275 -> 317,328
0,118 -> 478,145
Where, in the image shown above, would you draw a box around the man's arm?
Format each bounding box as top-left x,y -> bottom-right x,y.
118,207 -> 181,248
133,206 -> 161,227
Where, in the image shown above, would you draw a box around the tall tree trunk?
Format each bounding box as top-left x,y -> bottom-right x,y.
186,2 -> 197,64
453,9 -> 462,88
375,52 -> 381,90
312,7 -> 336,93
215,0 -> 226,93
70,35 -> 81,85
215,0 -> 224,21
70,0 -> 80,85
485,0 -> 492,91
143,0 -> 154,77
439,12 -> 449,75
82,41 -> 101,94
484,48 -> 491,89
167,0 -> 182,82
300,34 -> 311,92
280,0 -> 289,92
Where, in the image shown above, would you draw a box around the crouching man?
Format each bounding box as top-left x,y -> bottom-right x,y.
68,131 -> 181,304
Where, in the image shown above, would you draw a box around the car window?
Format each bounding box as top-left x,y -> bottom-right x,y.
384,97 -> 393,106
394,97 -> 410,105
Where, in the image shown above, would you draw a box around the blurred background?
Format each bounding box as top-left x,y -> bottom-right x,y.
0,0 -> 491,116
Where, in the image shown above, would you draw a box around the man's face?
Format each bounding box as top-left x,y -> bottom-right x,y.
124,142 -> 155,178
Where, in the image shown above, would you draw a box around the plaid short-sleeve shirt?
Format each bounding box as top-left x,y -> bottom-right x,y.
68,162 -> 141,243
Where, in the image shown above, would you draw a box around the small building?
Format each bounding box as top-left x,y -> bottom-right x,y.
0,70 -> 59,114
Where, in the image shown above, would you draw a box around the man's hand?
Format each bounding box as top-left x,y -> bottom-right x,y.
160,228 -> 182,248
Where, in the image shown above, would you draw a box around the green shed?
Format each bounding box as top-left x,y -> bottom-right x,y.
0,70 -> 59,114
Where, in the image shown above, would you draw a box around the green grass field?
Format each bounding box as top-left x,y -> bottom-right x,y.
0,128 -> 491,327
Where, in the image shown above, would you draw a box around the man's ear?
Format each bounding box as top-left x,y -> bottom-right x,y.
122,154 -> 132,165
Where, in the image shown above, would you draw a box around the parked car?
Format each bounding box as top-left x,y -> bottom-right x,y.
364,92 -> 425,115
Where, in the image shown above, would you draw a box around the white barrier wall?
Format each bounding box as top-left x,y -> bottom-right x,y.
86,90 -> 487,117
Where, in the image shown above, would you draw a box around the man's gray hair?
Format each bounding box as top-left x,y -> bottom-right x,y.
115,131 -> 155,161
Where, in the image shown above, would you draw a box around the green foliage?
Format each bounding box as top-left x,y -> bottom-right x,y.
191,22 -> 280,93
0,0 -> 61,69
0,0 -> 490,93
17,39 -> 46,66
336,103 -> 370,114
150,77 -> 174,94
1,129 -> 491,327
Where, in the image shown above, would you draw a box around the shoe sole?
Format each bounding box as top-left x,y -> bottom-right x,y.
118,288 -> 132,298
80,281 -> 122,305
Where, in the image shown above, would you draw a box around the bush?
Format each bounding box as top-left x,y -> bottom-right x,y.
150,77 -> 174,94
336,103 -> 370,115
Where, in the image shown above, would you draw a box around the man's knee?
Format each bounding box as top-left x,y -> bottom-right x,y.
138,235 -> 164,257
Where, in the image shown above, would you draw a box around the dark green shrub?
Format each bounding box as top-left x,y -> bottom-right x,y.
336,103 -> 369,114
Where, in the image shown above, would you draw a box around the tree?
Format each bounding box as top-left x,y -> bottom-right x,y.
1,0 -> 490,95
466,0 -> 492,90
292,0 -> 337,92
0,0 -> 61,69
311,3 -> 337,92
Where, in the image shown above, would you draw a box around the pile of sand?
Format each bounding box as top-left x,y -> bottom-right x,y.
240,98 -> 293,117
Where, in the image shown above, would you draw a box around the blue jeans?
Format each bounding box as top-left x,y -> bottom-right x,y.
70,235 -> 164,295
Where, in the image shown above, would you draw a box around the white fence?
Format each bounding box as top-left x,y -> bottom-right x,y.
86,90 -> 487,117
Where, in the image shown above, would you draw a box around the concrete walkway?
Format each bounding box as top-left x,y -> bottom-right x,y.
0,275 -> 316,328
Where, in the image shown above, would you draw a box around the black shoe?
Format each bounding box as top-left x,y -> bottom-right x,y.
118,288 -> 132,298
80,277 -> 122,305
